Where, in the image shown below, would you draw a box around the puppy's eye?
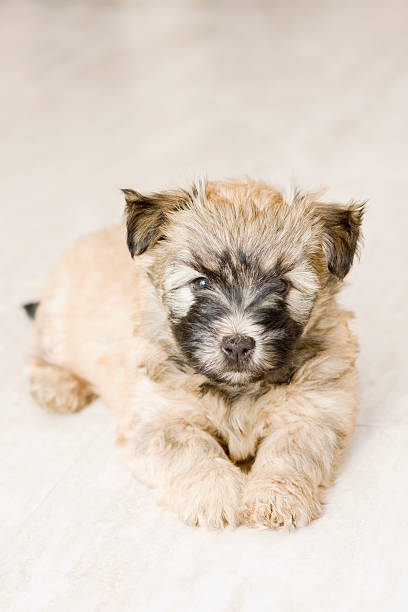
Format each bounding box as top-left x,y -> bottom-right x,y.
271,277 -> 289,294
192,277 -> 209,290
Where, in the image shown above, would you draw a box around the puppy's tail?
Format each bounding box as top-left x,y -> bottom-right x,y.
22,301 -> 40,319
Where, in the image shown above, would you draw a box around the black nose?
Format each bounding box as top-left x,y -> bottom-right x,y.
221,335 -> 255,365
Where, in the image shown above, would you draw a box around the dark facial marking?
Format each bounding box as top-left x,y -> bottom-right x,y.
263,332 -> 326,385
189,250 -> 288,309
171,249 -> 307,384
253,304 -> 303,369
171,291 -> 229,370
189,253 -> 247,307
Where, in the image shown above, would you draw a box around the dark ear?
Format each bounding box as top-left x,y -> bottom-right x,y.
122,188 -> 191,257
318,201 -> 365,279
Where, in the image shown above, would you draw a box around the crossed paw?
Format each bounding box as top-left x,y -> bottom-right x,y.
241,475 -> 322,529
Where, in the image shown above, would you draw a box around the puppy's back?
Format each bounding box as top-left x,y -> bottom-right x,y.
30,226 -> 149,384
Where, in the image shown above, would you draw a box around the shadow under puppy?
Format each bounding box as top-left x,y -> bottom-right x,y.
27,178 -> 364,529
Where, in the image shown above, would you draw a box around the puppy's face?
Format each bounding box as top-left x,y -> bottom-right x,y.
123,179 -> 364,386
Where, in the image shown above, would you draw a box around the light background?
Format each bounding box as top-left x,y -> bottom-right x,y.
1,1 -> 407,610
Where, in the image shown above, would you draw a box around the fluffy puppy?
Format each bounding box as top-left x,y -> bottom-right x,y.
27,177 -> 364,529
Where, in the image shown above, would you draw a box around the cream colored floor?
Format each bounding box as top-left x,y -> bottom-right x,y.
1,1 -> 408,610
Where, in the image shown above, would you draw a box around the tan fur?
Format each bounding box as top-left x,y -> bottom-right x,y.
27,178 -> 363,530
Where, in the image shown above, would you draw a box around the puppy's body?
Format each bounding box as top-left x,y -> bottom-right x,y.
28,178 -> 363,529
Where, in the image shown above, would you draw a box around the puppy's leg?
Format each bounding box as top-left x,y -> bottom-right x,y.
29,360 -> 96,414
242,414 -> 352,529
117,404 -> 245,529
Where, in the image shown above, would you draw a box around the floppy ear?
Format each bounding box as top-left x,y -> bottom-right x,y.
317,201 -> 365,279
122,188 -> 191,257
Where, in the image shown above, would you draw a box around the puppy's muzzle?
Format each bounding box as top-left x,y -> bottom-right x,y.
221,334 -> 255,369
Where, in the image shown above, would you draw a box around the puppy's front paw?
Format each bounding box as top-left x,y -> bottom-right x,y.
164,462 -> 245,529
241,476 -> 322,529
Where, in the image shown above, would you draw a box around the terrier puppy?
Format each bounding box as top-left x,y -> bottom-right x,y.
26,178 -> 364,529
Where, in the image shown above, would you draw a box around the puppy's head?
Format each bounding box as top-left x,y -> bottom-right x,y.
123,179 -> 364,387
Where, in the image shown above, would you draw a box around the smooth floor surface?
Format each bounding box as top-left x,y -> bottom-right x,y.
1,1 -> 407,610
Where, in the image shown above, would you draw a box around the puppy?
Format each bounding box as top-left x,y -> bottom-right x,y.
27,178 -> 364,529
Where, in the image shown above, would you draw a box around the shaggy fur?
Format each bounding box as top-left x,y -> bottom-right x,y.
27,177 -> 364,529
